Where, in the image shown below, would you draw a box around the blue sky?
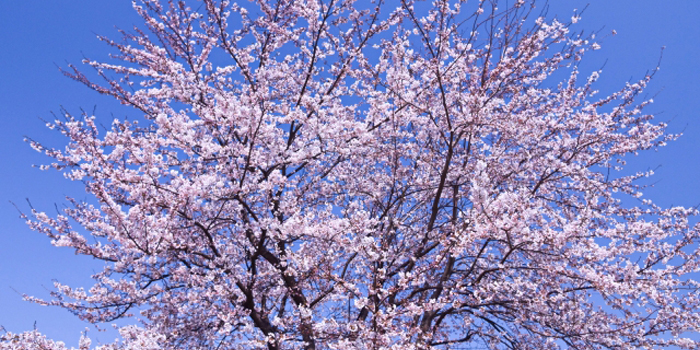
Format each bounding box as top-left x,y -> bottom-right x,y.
1,0 -> 699,347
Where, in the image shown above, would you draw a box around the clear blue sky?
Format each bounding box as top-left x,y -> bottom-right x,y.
1,1 -> 699,347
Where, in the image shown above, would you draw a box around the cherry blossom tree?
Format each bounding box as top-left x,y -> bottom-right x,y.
4,0 -> 700,349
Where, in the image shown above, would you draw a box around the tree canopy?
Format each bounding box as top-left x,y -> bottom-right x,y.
3,0 -> 700,349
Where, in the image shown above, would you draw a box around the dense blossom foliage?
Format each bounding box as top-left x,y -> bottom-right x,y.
4,0 -> 700,349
